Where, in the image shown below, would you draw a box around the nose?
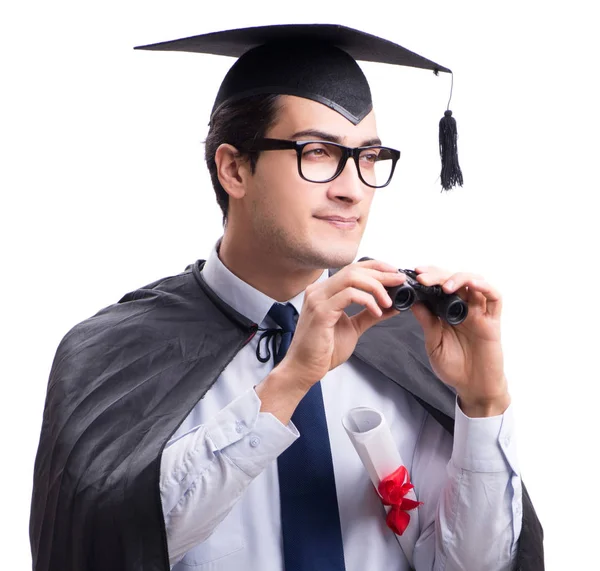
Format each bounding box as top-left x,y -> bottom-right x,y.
326,157 -> 367,203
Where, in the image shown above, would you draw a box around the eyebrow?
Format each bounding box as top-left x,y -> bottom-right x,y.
291,129 -> 382,147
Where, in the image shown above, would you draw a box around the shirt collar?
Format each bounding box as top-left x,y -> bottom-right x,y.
201,239 -> 329,326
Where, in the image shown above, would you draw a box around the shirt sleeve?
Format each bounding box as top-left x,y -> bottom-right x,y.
412,400 -> 522,571
160,387 -> 299,566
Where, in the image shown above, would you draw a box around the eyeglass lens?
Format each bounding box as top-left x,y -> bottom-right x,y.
299,143 -> 394,187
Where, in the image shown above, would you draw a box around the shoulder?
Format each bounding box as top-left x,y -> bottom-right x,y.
53,261 -> 210,372
117,261 -> 204,307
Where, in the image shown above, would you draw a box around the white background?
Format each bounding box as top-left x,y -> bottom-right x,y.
1,1 -> 598,568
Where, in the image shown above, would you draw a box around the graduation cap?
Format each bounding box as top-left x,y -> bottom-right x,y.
135,24 -> 463,190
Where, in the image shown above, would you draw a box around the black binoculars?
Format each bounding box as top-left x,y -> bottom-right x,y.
359,258 -> 468,326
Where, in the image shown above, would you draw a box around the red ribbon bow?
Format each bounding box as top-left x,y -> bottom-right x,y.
377,465 -> 423,536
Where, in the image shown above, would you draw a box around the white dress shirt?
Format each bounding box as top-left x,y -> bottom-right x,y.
160,243 -> 522,570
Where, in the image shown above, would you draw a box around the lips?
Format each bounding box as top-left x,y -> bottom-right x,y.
315,215 -> 359,229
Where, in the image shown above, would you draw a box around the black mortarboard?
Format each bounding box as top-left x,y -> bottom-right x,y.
135,24 -> 463,190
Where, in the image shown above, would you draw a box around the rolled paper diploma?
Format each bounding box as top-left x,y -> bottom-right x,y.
342,407 -> 419,568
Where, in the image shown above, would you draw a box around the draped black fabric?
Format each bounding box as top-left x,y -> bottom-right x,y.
30,260 -> 544,570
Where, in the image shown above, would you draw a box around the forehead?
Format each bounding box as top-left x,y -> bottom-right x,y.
267,95 -> 378,143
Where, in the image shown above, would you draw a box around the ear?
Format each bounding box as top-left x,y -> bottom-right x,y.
215,144 -> 251,199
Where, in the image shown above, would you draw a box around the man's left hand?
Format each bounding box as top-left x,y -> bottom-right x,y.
410,266 -> 510,418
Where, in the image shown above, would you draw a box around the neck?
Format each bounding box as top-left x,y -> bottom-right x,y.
218,232 -> 324,302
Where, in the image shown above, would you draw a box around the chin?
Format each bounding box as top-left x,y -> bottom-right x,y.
308,242 -> 358,269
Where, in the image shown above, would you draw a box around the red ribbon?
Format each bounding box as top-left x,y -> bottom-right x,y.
377,465 -> 423,536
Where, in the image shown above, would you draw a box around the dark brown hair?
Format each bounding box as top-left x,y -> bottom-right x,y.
204,94 -> 281,225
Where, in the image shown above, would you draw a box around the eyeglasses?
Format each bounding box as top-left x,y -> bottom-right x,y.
239,138 -> 401,189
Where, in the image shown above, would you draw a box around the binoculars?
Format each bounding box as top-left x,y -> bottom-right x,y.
360,258 -> 468,326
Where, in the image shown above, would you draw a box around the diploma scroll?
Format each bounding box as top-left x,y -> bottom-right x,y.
342,407 -> 419,568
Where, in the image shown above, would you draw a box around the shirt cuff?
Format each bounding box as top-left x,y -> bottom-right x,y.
451,398 -> 519,474
204,388 -> 299,478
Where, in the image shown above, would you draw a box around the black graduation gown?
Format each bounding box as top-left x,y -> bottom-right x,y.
29,260 -> 544,571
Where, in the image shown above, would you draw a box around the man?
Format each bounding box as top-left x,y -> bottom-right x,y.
30,24 -> 543,571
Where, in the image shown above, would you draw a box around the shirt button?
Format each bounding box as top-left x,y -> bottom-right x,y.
502,435 -> 511,447
235,421 -> 245,434
250,436 -> 261,448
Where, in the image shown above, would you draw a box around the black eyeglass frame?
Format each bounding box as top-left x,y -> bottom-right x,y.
239,138 -> 401,189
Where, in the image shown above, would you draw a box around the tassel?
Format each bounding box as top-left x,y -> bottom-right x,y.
439,109 -> 463,190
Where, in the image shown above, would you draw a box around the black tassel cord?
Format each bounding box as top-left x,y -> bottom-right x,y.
438,72 -> 464,191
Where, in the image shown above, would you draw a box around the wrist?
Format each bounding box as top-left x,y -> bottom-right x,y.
255,363 -> 313,424
458,391 -> 511,418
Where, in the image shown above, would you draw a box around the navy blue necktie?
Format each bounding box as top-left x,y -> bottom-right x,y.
267,303 -> 346,571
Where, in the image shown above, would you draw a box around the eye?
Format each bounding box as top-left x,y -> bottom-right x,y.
361,153 -> 378,163
302,143 -> 331,159
359,148 -> 381,166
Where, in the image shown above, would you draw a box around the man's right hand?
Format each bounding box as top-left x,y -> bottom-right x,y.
256,259 -> 405,423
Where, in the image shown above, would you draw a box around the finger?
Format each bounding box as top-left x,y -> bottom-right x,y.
414,265 -> 446,275
417,267 -> 485,289
356,258 -> 399,273
351,304 -> 400,337
442,274 -> 502,318
410,302 -> 443,348
331,273 -> 394,309
442,273 -> 484,307
327,287 -> 384,318
461,285 -> 486,309
414,267 -> 453,286
322,267 -> 405,307
468,280 -> 502,318
441,272 -> 483,293
410,301 -> 438,329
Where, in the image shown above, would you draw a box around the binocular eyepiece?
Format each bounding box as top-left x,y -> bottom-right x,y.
386,269 -> 468,325
359,258 -> 468,326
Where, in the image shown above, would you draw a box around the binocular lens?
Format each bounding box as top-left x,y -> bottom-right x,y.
446,299 -> 468,325
391,286 -> 416,310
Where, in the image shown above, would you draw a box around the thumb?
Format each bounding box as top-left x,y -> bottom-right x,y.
351,305 -> 399,337
410,302 -> 441,337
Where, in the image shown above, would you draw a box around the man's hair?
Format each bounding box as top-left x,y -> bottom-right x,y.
204,94 -> 281,225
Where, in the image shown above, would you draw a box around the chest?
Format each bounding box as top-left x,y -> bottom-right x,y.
172,341 -> 426,469
170,343 -> 427,571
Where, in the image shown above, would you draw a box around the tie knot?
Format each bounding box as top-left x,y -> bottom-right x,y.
268,303 -> 297,334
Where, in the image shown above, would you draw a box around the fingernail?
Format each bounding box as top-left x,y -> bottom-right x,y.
444,280 -> 455,292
